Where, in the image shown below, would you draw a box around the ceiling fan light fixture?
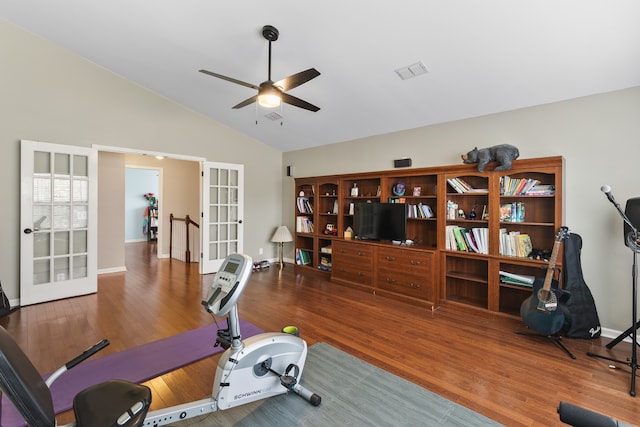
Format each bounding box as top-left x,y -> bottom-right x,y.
200,25 -> 320,112
258,92 -> 281,108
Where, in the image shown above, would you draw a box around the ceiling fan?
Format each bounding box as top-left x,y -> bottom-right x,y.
199,25 -> 321,112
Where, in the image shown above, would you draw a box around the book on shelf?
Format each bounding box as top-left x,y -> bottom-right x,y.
407,203 -> 434,218
407,203 -> 434,219
500,176 -> 554,196
462,228 -> 480,253
318,255 -> 332,271
447,177 -> 488,194
499,204 -> 513,222
452,227 -> 468,251
388,197 -> 406,203
499,202 -> 525,223
499,270 -> 535,286
296,197 -> 313,214
296,216 -> 314,233
471,227 -> 489,254
295,248 -> 312,265
445,225 -> 488,254
526,184 -> 555,195
517,234 -> 533,257
498,230 -> 532,257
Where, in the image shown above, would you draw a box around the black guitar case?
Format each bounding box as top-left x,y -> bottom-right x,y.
562,232 -> 602,338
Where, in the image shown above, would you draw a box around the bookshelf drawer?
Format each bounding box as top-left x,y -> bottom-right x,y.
332,265 -> 373,286
333,241 -> 373,258
376,247 -> 432,274
376,268 -> 429,299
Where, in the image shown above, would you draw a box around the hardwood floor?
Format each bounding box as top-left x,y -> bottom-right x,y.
2,242 -> 638,426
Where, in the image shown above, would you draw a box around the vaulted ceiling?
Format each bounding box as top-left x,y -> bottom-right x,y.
2,1 -> 639,152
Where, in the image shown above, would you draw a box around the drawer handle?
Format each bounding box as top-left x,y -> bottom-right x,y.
386,277 -> 396,283
385,256 -> 396,261
358,252 -> 366,256
409,283 -> 421,289
410,260 -> 422,265
358,272 -> 365,276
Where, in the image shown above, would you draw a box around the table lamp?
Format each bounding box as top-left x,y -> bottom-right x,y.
271,225 -> 293,270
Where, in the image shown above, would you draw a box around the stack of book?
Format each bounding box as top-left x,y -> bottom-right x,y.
296,197 -> 313,214
407,203 -> 434,219
445,225 -> 488,254
499,202 -> 526,222
318,255 -> 332,271
499,230 -> 533,257
499,271 -> 535,287
500,176 -> 555,196
296,216 -> 314,233
446,177 -> 488,194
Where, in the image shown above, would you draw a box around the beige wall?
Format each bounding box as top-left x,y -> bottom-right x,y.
1,20 -> 284,301
3,17 -> 640,334
98,152 -> 127,270
284,87 -> 640,334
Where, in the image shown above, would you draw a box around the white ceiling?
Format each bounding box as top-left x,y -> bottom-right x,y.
2,1 -> 639,152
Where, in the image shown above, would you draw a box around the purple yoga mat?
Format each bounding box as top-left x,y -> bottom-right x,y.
1,319 -> 262,427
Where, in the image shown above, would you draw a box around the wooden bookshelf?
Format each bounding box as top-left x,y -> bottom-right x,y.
294,156 -> 564,317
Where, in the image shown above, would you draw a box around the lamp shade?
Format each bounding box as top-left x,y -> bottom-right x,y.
271,225 -> 293,243
258,85 -> 281,108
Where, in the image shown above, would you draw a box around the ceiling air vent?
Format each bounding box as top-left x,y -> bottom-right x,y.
265,112 -> 283,121
394,61 -> 429,80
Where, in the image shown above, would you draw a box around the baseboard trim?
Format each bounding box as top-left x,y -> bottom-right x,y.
98,266 -> 127,275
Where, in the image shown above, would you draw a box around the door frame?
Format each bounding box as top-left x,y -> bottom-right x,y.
93,145 -> 206,268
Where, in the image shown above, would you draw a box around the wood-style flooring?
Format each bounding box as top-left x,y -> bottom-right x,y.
1,242 -> 638,426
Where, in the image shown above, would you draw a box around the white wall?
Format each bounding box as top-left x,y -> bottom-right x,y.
284,87 -> 640,334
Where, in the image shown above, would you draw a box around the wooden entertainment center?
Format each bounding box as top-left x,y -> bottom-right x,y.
294,156 -> 564,318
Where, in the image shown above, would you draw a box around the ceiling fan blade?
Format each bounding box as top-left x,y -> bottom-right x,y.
280,92 -> 320,112
232,95 -> 259,109
199,69 -> 260,90
274,68 -> 320,92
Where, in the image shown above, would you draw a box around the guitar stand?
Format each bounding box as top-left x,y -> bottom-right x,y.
516,330 -> 576,359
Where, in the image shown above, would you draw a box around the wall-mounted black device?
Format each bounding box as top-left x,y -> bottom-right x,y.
393,158 -> 412,168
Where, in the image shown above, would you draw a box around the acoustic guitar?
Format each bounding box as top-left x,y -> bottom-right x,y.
520,227 -> 571,336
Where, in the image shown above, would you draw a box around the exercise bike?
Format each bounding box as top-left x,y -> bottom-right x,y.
0,253 -> 320,427
145,253 -> 321,424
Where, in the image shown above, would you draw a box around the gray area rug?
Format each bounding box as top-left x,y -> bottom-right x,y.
169,342 -> 502,426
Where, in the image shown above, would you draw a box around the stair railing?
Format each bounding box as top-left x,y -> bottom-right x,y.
169,213 -> 200,263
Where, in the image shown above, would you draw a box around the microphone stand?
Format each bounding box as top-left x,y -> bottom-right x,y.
587,192 -> 639,397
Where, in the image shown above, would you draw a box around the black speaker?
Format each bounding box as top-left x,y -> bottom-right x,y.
286,166 -> 294,177
394,158 -> 412,168
624,197 -> 640,246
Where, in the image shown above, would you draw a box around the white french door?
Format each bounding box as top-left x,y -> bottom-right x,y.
20,140 -> 98,305
200,161 -> 244,274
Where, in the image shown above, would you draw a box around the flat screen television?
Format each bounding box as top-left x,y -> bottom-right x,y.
353,202 -> 407,241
